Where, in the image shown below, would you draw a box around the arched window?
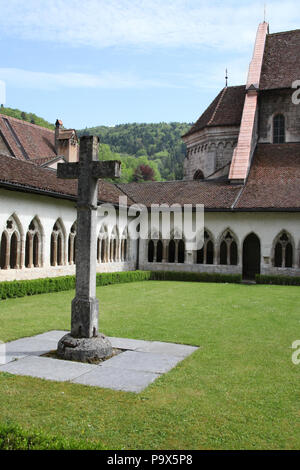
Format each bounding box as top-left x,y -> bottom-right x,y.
194,170 -> 204,180
168,240 -> 176,263
25,218 -> 43,268
50,219 -> 65,267
273,114 -> 285,144
0,215 -> 23,270
156,240 -> 163,263
68,222 -> 77,265
178,240 -> 185,263
274,232 -> 293,268
120,228 -> 129,262
148,240 -> 154,263
196,230 -> 214,265
219,231 -> 238,265
98,225 -> 108,263
110,227 -> 119,262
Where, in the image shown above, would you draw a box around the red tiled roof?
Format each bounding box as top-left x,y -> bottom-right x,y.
0,153 -> 132,205
183,86 -> 245,138
117,180 -> 242,209
0,114 -> 56,161
236,143 -> 300,209
260,29 -> 300,90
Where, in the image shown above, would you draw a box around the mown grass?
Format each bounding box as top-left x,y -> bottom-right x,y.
0,281 -> 299,450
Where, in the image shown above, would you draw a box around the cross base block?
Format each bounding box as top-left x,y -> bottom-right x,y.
57,333 -> 113,363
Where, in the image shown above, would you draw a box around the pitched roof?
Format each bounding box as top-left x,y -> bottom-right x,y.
260,29 -> 300,90
235,143 -> 300,210
183,85 -> 245,138
0,153 -> 132,205
117,180 -> 242,209
0,114 -> 56,161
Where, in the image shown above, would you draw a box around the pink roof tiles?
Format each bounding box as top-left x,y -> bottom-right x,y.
229,22 -> 269,182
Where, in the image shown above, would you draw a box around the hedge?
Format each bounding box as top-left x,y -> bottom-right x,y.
150,271 -> 242,284
0,270 -> 243,301
256,274 -> 300,286
0,422 -> 105,450
0,271 -> 152,300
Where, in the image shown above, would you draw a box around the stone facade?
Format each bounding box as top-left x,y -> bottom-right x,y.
258,89 -> 300,143
183,126 -> 239,180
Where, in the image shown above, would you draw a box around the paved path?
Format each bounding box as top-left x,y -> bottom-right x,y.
0,331 -> 198,393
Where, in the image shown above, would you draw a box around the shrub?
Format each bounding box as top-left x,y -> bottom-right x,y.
0,422 -> 105,450
256,274 -> 300,286
150,271 -> 242,284
0,270 -> 242,301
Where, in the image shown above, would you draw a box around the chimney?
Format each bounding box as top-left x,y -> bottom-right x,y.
55,119 -> 63,154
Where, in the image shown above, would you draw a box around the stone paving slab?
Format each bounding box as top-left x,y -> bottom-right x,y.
135,341 -> 198,358
3,337 -> 59,364
100,350 -> 181,374
32,331 -> 67,342
72,366 -> 159,393
107,336 -> 153,351
0,331 -> 199,392
0,355 -> 96,382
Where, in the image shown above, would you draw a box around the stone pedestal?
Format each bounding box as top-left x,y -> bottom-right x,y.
57,333 -> 113,363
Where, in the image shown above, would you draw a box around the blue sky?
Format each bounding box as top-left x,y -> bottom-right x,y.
0,0 -> 300,129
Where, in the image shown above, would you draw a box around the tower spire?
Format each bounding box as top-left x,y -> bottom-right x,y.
225,68 -> 228,88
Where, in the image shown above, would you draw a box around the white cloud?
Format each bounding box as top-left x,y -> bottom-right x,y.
0,0 -> 299,51
0,68 -> 180,90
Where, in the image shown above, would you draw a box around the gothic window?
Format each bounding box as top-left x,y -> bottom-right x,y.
148,240 -> 154,263
194,170 -> 204,180
274,232 -> 293,268
120,228 -> 129,262
273,114 -> 285,144
168,240 -> 176,263
178,240 -> 185,264
68,222 -> 77,265
196,231 -> 214,265
0,215 -> 23,270
25,218 -> 43,268
110,227 -> 119,262
156,240 -> 163,263
219,231 -> 238,265
98,225 -> 108,263
50,219 -> 65,267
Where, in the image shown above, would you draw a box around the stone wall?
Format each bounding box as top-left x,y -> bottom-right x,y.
258,89 -> 300,143
182,126 -> 239,180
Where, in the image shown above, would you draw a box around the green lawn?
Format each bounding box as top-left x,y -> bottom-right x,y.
0,281 -> 299,450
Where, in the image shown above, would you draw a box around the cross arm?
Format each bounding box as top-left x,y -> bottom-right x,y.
91,160 -> 121,179
57,162 -> 79,179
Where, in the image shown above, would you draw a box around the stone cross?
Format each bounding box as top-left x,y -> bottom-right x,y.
57,135 -> 120,341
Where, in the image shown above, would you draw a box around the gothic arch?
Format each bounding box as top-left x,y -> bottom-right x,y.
193,169 -> 204,180
0,214 -> 24,269
50,218 -> 66,267
98,225 -> 109,263
120,227 -> 129,262
110,226 -> 119,262
196,228 -> 215,265
68,221 -> 77,265
271,230 -> 295,268
25,216 -> 44,268
217,228 -> 239,266
242,232 -> 261,280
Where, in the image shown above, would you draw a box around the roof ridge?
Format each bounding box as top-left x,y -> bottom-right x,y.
269,28 -> 300,37
0,114 -> 54,133
207,87 -> 227,126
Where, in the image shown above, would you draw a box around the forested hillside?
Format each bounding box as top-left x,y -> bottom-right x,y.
0,106 -> 54,130
77,122 -> 191,182
0,106 -> 192,182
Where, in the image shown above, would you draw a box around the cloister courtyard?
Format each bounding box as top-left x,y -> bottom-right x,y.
0,280 -> 299,450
